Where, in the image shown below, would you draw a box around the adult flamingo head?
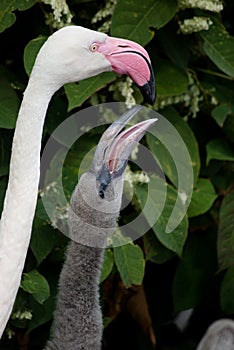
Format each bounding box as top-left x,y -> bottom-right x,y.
33,26 -> 156,104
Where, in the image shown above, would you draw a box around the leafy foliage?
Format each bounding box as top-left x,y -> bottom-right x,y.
136,176 -> 188,256
0,0 -> 234,349
114,242 -> 145,287
24,36 -> 47,76
218,188 -> 234,271
111,0 -> 178,45
173,231 -> 217,313
220,266 -> 234,314
64,72 -> 116,110
188,178 -> 217,217
21,270 -> 50,305
200,20 -> 234,77
0,0 -> 36,33
0,68 -> 20,129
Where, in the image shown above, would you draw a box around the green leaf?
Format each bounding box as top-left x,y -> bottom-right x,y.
156,60 -> 189,97
202,79 -> 234,105
100,249 -> 114,283
30,218 -> 56,265
144,108 -> 195,235
135,176 -> 188,256
113,243 -> 145,287
157,23 -> 189,69
44,93 -> 69,136
200,22 -> 234,77
173,232 -> 217,313
0,0 -> 36,33
211,104 -> 230,127
220,267 -> 234,314
0,94 -> 18,128
153,185 -> 188,256
26,266 -> 59,332
27,293 -> 55,332
206,138 -> 234,164
0,177 -> 7,215
0,75 -> 20,129
147,107 -> 200,186
21,270 -> 50,304
0,4 -> 15,33
217,189 -> 234,271
24,36 -> 47,76
188,178 -> 217,218
143,232 -> 175,264
0,130 -> 12,176
223,114 -> 234,143
64,72 -> 116,111
111,0 -> 178,46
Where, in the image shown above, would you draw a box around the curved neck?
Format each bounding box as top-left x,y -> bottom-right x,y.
44,241 -> 104,350
0,75 -> 57,337
44,181 -> 120,349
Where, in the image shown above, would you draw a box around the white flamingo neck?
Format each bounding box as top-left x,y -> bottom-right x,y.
0,74 -> 56,337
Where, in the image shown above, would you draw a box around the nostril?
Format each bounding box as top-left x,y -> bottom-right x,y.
118,44 -> 130,48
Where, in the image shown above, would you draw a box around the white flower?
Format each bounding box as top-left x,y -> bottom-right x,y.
110,77 -> 136,109
39,181 -> 58,197
92,0 -> 117,33
211,95 -> 218,105
42,0 -> 73,29
107,226 -> 131,246
179,0 -> 223,13
123,166 -> 149,205
5,327 -> 15,339
131,144 -> 139,160
179,16 -> 213,34
12,309 -> 32,320
155,72 -> 203,119
125,165 -> 150,188
40,181 -> 69,228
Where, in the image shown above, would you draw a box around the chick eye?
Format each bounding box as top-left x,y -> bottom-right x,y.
90,43 -> 98,52
98,182 -> 107,199
99,190 -> 105,199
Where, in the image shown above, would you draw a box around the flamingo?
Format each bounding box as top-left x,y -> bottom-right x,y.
0,25 -> 155,337
43,107 -> 156,349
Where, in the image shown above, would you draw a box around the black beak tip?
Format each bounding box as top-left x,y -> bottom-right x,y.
138,80 -> 156,105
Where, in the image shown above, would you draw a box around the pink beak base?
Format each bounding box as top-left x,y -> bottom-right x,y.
105,118 -> 157,174
97,36 -> 156,104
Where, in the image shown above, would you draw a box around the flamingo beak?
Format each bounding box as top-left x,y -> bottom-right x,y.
93,106 -> 157,198
97,37 -> 156,105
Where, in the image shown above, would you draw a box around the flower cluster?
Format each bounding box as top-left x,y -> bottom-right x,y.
125,165 -> 149,191
179,0 -> 223,12
107,226 -> 131,246
92,0 -> 117,33
125,166 -> 149,184
5,327 -> 15,339
131,144 -> 139,161
12,309 -> 32,321
122,165 -> 150,211
39,182 -> 69,229
178,0 -> 223,34
8,310 -> 32,338
109,77 -> 136,109
42,0 -> 73,29
156,72 -> 203,119
179,16 -> 213,34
